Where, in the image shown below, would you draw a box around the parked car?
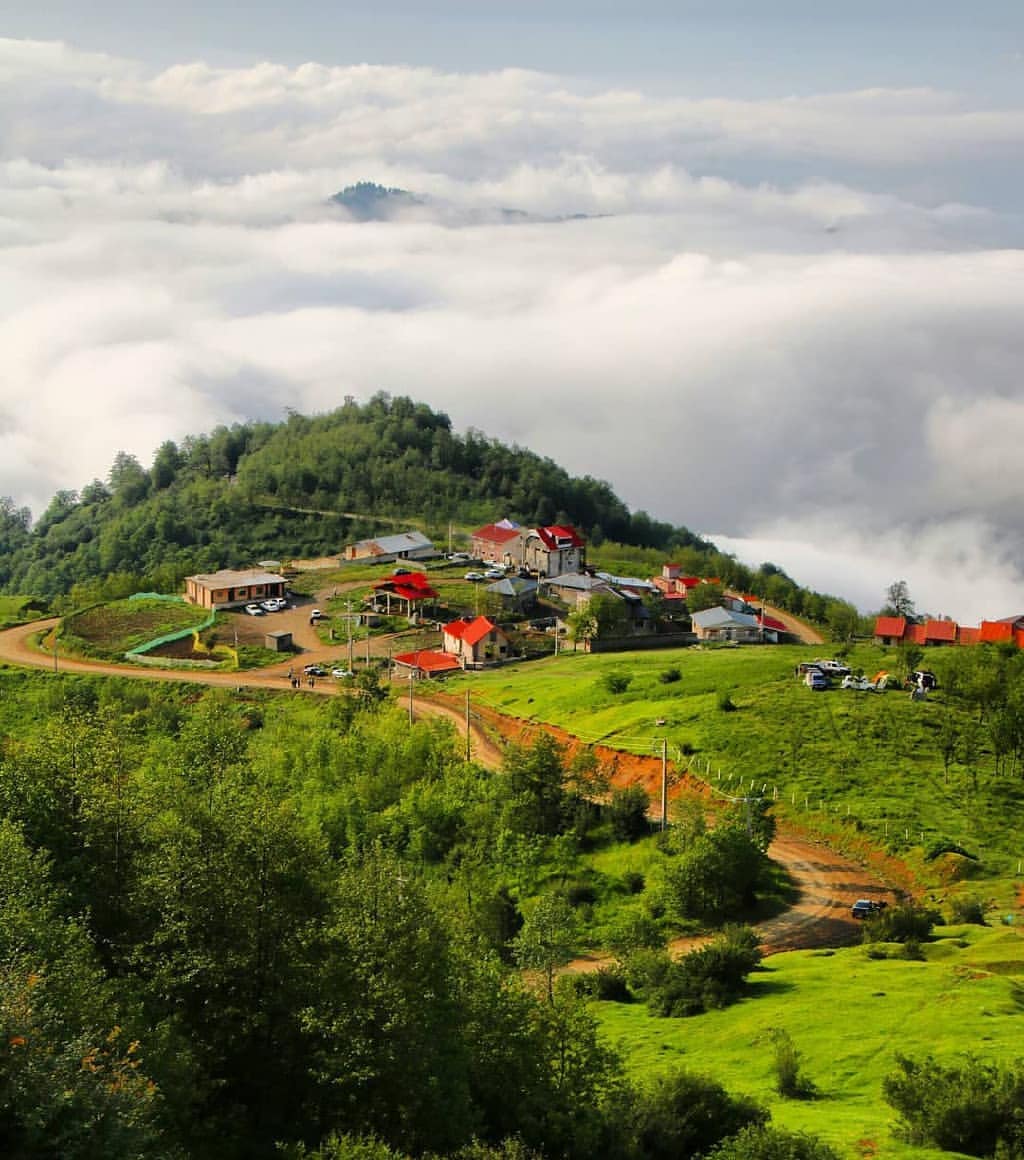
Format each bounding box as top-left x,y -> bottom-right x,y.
303,664 -> 327,677
797,661 -> 824,675
912,669 -> 939,691
813,658 -> 851,676
244,603 -> 265,616
484,568 -> 505,580
851,899 -> 888,919
310,608 -> 325,620
805,670 -> 828,690
261,598 -> 284,612
393,566 -> 411,575
464,571 -> 486,582
841,675 -> 874,691
331,667 -> 355,679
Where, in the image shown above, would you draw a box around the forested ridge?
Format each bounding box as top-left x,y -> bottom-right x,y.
0,394 -> 710,599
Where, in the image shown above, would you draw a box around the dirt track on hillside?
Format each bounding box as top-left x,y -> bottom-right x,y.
0,617 -> 898,961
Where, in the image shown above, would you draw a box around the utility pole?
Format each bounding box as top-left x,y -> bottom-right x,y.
408,655 -> 416,724
347,600 -> 354,670
53,633 -> 58,674
465,688 -> 471,763
660,738 -> 668,832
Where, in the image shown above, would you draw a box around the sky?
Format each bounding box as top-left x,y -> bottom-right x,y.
2,3 -> 1024,622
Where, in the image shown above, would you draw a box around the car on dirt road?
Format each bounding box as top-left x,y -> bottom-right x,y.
245,603 -> 265,616
303,664 -> 327,677
310,608 -> 325,620
851,899 -> 888,919
464,571 -> 486,582
331,667 -> 355,679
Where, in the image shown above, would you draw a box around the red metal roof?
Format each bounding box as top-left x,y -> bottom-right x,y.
393,650 -> 461,673
443,615 -> 503,646
873,616 -> 907,638
534,524 -> 585,550
372,572 -> 438,600
923,619 -> 958,642
472,524 -> 522,545
979,620 -> 1014,643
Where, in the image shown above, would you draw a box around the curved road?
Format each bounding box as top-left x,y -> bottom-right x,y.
0,616 -> 893,958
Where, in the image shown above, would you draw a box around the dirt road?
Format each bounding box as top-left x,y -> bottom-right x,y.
0,616 -> 894,959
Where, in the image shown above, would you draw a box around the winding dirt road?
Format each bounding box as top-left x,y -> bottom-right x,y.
0,616 -> 895,958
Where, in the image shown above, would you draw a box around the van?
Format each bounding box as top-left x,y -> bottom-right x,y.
805,670 -> 828,690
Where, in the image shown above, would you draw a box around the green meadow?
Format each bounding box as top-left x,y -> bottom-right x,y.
595,924 -> 1024,1159
452,643 -> 1024,904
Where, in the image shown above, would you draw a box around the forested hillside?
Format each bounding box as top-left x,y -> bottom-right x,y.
0,394 -> 709,599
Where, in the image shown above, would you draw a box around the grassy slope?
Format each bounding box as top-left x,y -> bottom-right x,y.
455,643 -> 1024,902
596,924 -> 1024,1159
59,598 -> 211,659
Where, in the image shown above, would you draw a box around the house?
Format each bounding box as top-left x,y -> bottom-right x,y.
486,576 -> 539,612
342,530 -> 435,564
594,572 -> 660,597
442,616 -> 511,667
522,525 -> 586,577
652,565 -> 708,604
392,650 -> 461,677
542,572 -> 618,610
185,568 -> 286,611
873,616 -> 907,646
471,520 -> 525,567
367,572 -> 439,618
691,607 -> 778,644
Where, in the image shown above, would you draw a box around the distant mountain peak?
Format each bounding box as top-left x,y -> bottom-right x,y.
329,182 -> 423,221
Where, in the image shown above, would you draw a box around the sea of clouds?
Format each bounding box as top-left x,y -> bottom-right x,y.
3,37 -> 1024,620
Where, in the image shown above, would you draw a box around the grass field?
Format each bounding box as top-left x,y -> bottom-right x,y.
452,644 -> 1024,905
59,597 -> 211,660
595,923 -> 1024,1159
0,595 -> 48,627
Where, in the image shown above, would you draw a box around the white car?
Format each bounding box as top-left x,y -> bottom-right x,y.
261,598 -> 283,612
484,568 -> 506,580
464,571 -> 486,582
244,603 -> 264,616
841,675 -> 873,691
331,667 -> 355,679
813,659 -> 851,676
310,608 -> 325,620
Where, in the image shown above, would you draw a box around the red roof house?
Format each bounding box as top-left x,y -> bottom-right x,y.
922,619 -> 958,645
471,520 -> 524,566
523,525 -> 586,577
393,650 -> 461,676
442,616 -> 511,666
873,616 -> 907,644
979,620 -> 1015,644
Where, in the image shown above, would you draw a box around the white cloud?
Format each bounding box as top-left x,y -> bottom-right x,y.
1,37 -> 1024,620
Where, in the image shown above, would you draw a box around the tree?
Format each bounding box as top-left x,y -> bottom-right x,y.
686,582 -> 726,614
885,580 -> 915,620
513,893 -> 577,1002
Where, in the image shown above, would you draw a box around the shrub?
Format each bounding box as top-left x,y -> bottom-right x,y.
659,667 -> 682,684
602,672 -> 632,695
607,785 -> 650,842
863,904 -> 939,945
950,896 -> 989,925
716,690 -> 738,712
627,1068 -> 767,1160
707,1125 -> 841,1159
883,1054 -> 1024,1157
565,882 -> 597,907
771,1029 -> 818,1099
622,870 -> 645,895
646,926 -> 761,1018
571,966 -> 632,1003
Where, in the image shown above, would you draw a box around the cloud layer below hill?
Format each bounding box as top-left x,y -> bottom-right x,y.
3,37 -> 1024,622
